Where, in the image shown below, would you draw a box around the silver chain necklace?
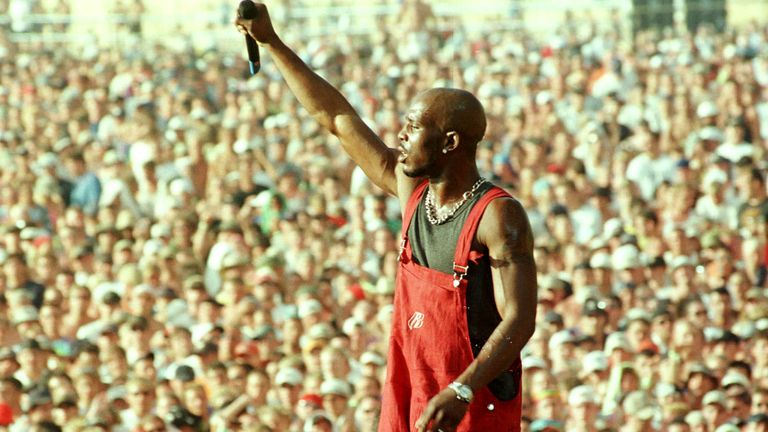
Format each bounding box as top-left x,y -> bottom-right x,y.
424,178 -> 486,225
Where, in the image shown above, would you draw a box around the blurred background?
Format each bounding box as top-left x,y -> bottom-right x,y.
3,0 -> 768,48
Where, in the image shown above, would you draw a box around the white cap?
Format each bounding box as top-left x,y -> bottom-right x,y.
360,351 -> 386,366
548,329 -> 578,351
169,178 -> 194,196
12,306 -> 39,325
670,255 -> 695,270
150,224 -> 171,239
589,251 -> 612,269
715,424 -> 741,432
37,152 -> 58,168
522,356 -> 548,370
721,372 -> 750,389
696,101 -> 719,118
582,351 -> 608,374
702,390 -> 726,407
233,139 -> 251,155
655,382 -> 677,399
604,332 -> 631,354
602,218 -> 624,239
535,91 -> 553,106
167,116 -> 186,131
622,391 -> 656,420
612,244 -> 641,270
699,126 -> 724,142
307,323 -> 334,340
568,385 -> 598,406
625,308 -> 652,324
275,367 -> 304,386
685,410 -> 705,426
342,317 -> 364,335
297,299 -> 323,319
320,378 -> 352,397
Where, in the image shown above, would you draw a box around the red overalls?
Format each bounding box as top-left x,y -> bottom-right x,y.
379,181 -> 523,431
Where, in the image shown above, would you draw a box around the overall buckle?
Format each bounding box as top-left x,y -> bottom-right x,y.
452,262 -> 468,287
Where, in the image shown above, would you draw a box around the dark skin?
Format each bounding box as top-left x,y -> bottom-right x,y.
236,4 -> 537,431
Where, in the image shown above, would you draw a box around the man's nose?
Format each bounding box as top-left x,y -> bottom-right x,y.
398,129 -> 407,142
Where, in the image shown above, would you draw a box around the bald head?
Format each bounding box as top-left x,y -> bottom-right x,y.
414,88 -> 487,147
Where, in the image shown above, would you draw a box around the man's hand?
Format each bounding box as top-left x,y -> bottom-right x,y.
415,388 -> 470,432
234,1 -> 278,45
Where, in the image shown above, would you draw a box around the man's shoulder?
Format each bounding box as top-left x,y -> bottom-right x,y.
477,195 -> 533,249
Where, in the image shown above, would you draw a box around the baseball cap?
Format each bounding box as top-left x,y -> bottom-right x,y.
342,317 -> 364,335
0,402 -> 12,426
589,251 -> 612,269
612,244 -> 641,270
670,255 -> 695,270
275,367 -> 303,387
320,379 -> 352,398
604,332 -> 631,354
12,306 -> 39,326
220,253 -> 249,271
688,362 -> 716,380
581,351 -> 609,374
685,410 -> 705,426
702,390 -> 727,407
699,126 -> 724,142
696,101 -> 719,118
522,356 -> 548,371
654,382 -> 679,399
625,308 -> 652,325
360,351 -> 386,367
307,323 -> 335,340
297,299 -> 323,319
548,329 -> 579,351
721,372 -> 750,389
622,391 -> 656,420
715,425 -> 741,432
568,385 -> 598,406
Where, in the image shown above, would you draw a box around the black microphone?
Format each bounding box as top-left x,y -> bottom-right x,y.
238,1 -> 260,75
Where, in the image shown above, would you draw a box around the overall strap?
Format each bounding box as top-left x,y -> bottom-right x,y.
400,180 -> 429,236
451,186 -> 512,285
399,180 -> 429,259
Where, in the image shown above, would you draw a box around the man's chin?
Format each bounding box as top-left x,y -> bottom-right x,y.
403,170 -> 422,178
402,165 -> 427,178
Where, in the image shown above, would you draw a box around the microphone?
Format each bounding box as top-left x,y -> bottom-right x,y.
238,1 -> 260,75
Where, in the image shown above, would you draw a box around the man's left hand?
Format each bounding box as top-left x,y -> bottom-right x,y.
415,388 -> 470,432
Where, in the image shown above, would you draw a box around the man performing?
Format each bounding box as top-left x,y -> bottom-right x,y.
235,3 -> 537,431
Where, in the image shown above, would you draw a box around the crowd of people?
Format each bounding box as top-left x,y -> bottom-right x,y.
0,0 -> 768,431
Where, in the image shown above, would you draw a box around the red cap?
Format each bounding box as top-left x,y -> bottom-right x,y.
348,283 -> 365,301
546,163 -> 565,175
300,393 -> 323,408
637,339 -> 659,355
234,341 -> 259,358
0,403 -> 13,426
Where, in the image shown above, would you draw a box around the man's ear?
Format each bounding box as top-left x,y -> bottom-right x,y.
443,131 -> 460,153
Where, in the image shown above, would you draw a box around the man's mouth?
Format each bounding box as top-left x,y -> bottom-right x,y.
398,146 -> 408,163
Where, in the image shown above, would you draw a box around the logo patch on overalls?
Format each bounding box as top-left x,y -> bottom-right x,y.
407,312 -> 425,330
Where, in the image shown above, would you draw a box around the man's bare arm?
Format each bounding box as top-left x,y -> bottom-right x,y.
457,197 -> 537,391
235,3 -> 398,195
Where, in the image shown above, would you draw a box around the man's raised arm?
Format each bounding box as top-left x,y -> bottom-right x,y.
235,2 -> 398,195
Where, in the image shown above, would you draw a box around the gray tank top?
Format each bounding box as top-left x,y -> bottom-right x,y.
406,181 -> 501,356
406,181 -> 520,400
